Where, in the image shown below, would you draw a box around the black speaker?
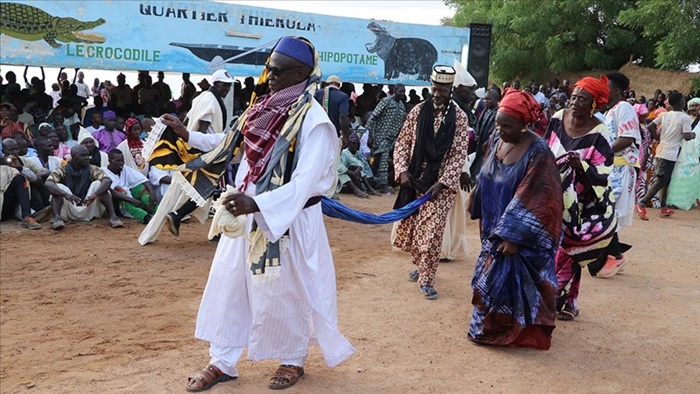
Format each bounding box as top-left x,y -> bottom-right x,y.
468,23 -> 492,88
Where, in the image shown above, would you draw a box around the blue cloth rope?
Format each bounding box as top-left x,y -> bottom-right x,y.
321,194 -> 431,224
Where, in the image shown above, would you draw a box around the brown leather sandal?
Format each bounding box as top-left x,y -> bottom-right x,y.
185,364 -> 236,392
269,364 -> 304,390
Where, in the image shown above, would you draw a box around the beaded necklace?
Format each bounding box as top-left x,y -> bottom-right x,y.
433,97 -> 452,127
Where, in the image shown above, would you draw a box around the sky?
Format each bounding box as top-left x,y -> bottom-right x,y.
0,1 -> 455,93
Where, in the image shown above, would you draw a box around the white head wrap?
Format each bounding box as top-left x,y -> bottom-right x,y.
453,59 -> 477,87
77,127 -> 98,148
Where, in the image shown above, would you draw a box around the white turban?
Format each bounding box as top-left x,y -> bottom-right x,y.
77,127 -> 98,147
453,58 -> 477,88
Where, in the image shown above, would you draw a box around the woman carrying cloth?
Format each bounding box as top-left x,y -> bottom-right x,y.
544,76 -> 618,321
468,88 -> 563,350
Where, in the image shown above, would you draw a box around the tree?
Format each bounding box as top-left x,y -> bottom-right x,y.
446,0 -> 682,82
618,0 -> 700,70
440,16 -> 453,26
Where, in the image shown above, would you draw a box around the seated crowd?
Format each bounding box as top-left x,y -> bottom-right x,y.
1,67 -> 698,232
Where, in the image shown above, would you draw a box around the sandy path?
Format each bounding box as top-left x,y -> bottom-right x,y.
1,195 -> 698,393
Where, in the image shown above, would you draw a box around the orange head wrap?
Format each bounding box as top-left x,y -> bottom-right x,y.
498,88 -> 541,124
573,76 -> 609,108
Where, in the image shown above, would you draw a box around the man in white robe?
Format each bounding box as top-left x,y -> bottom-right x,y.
186,69 -> 233,135
160,36 -> 354,392
439,159 -> 471,261
139,70 -> 234,243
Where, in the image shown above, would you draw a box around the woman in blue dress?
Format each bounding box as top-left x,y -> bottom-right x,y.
469,89 -> 563,350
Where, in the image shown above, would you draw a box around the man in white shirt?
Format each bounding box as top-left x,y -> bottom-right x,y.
637,91 -> 695,218
533,84 -> 549,109
50,83 -> 62,108
102,149 -> 156,223
148,166 -> 171,202
74,71 -> 92,99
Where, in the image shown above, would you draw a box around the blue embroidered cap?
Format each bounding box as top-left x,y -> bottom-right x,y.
273,36 -> 314,68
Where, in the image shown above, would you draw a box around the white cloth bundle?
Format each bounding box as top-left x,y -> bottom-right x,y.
208,185 -> 247,240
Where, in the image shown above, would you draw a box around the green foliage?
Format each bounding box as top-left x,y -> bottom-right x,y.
618,0 -> 700,70
690,78 -> 700,96
447,0 -> 697,82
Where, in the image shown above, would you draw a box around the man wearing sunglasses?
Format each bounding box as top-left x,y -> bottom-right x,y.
159,36 -> 353,392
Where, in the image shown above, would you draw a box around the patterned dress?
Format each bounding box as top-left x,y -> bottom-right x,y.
667,118 -> 700,210
469,136 -> 563,350
604,101 -> 641,230
367,96 -> 407,186
635,123 -> 653,202
393,101 -> 469,288
545,111 -> 617,311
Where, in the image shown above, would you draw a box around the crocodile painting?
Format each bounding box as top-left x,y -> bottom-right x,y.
0,2 -> 106,49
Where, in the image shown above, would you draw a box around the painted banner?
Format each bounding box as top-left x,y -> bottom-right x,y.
0,0 -> 469,84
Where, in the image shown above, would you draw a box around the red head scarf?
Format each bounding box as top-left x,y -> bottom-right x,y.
573,76 -> 609,108
125,117 -> 140,134
124,117 -> 142,149
498,88 -> 541,124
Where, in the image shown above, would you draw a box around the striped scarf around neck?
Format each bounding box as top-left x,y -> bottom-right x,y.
242,80 -> 307,189
145,36 -> 322,282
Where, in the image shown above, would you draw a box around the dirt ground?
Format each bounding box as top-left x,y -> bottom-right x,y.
1,195 -> 699,394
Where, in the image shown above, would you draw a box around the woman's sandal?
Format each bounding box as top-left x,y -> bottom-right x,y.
557,306 -> 580,321
269,364 -> 304,390
185,364 -> 236,392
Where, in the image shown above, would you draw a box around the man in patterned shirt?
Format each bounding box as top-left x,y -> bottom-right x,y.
44,144 -> 122,230
392,66 -> 470,300
367,84 -> 407,194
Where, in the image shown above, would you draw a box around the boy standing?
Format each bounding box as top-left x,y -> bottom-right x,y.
636,92 -> 696,218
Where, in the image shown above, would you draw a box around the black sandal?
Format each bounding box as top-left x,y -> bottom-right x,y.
557,306 -> 579,321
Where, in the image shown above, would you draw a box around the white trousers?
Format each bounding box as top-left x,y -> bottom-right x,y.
209,342 -> 307,377
56,181 -> 105,221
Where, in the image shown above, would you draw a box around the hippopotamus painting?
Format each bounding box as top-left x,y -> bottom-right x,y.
365,21 -> 438,81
